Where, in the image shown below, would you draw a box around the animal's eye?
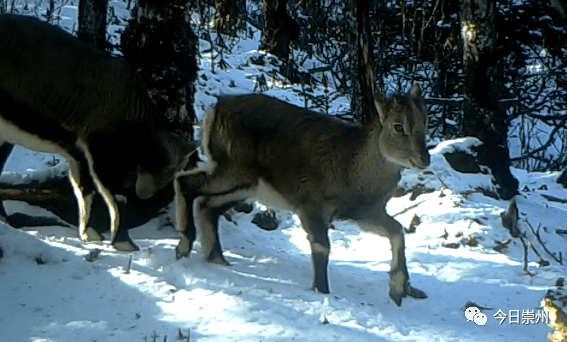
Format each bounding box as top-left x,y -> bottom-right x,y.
394,124 -> 405,134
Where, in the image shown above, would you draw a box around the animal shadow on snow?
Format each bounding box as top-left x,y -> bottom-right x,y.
182,216 -> 552,303
178,215 -> 433,304
3,217 -> 552,340
184,229 -> 552,340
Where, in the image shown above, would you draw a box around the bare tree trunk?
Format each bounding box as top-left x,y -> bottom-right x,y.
260,0 -> 300,61
356,0 -> 379,124
214,0 -> 245,36
557,168 -> 567,188
121,0 -> 198,140
45,0 -> 55,22
460,0 -> 518,200
78,0 -> 109,51
215,0 -> 237,21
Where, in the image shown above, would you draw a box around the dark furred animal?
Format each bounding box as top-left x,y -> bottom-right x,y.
175,86 -> 429,306
0,14 -> 195,250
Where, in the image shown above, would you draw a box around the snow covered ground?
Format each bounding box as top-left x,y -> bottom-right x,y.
1,138 -> 566,342
1,4 -> 566,342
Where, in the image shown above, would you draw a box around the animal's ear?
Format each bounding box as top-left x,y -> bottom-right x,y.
409,84 -> 426,112
409,84 -> 422,98
374,92 -> 389,125
135,165 -> 159,200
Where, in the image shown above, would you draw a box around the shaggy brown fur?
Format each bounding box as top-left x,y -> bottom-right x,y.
0,14 -> 195,250
176,85 -> 429,306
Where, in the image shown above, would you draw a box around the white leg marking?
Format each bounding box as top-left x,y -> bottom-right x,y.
68,158 -> 100,241
77,140 -> 119,244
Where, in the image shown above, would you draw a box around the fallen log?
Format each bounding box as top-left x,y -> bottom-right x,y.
0,175 -> 174,236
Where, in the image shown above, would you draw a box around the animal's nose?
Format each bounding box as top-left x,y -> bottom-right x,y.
412,148 -> 430,169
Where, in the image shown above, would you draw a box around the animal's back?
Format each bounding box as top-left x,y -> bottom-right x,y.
0,14 -> 153,133
209,94 -> 388,207
214,94 -> 358,141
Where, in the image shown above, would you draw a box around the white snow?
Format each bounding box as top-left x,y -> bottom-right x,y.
2,152 -> 565,341
0,4 -> 566,342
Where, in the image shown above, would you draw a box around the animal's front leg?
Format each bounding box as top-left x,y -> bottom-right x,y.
382,214 -> 427,306
357,207 -> 427,306
387,226 -> 410,306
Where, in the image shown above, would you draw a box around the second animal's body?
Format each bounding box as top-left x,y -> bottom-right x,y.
0,14 -> 195,250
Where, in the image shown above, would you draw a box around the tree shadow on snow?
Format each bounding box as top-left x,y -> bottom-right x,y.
172,222 -> 555,341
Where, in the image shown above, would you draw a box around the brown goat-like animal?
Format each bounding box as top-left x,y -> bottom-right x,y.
0,14 -> 196,250
175,86 -> 429,306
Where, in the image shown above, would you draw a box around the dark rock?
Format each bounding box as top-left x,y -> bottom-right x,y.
442,242 -> 460,249
442,142 -> 519,200
557,168 -> 567,188
252,210 -> 279,231
444,151 -> 481,173
473,144 -> 518,200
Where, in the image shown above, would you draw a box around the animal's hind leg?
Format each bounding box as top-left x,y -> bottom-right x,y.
195,195 -> 243,266
298,209 -> 331,293
176,164 -> 256,197
67,156 -> 101,242
77,142 -> 124,250
112,217 -> 138,252
174,175 -> 199,259
0,142 -> 14,224
174,166 -> 255,259
110,196 -> 138,252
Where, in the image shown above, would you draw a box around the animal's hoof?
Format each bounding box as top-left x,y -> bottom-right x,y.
407,284 -> 427,299
311,280 -> 330,294
207,250 -> 230,266
389,289 -> 405,307
175,237 -> 193,260
389,269 -> 409,306
312,286 -> 330,294
81,227 -> 103,242
389,283 -> 427,306
113,240 -> 140,252
175,246 -> 191,260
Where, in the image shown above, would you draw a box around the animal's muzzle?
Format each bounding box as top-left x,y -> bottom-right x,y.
411,149 -> 431,169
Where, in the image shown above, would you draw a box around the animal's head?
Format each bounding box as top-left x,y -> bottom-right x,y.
135,132 -> 198,200
374,84 -> 430,170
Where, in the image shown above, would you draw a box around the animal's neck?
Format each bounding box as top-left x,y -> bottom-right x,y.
359,120 -> 402,178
